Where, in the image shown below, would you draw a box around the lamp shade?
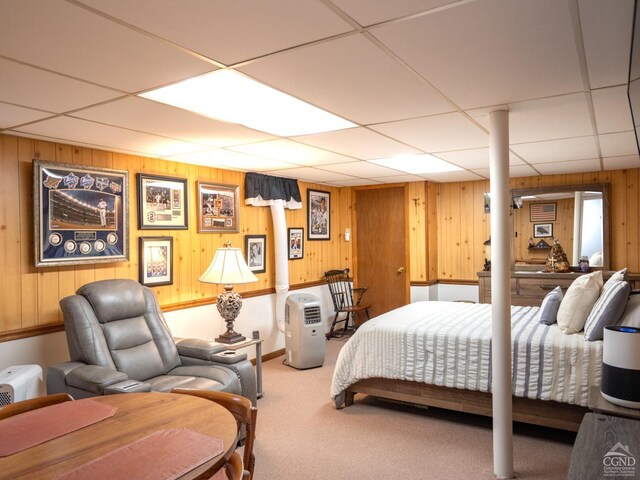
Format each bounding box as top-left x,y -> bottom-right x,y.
199,246 -> 258,285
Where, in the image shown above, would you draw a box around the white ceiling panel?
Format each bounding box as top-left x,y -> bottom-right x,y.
167,149 -> 296,171
294,127 -> 421,160
0,0 -> 214,92
510,137 -> 599,164
591,86 -> 635,134
472,165 -> 539,178
436,147 -> 523,169
0,104 -> 53,129
419,170 -> 484,183
326,178 -> 383,186
371,0 -> 584,109
578,0 -> 635,89
228,139 -> 355,166
603,154 -> 640,171
77,0 -> 353,66
14,117 -> 207,157
331,0 -> 457,26
263,167 -> 357,183
71,97 -> 274,147
0,58 -> 123,113
370,112 -> 489,152
317,161 -> 402,178
599,132 -> 638,157
534,158 -> 601,175
240,34 -> 454,125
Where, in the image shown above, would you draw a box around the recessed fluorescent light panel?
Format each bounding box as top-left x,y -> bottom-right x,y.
140,70 -> 356,137
369,154 -> 462,174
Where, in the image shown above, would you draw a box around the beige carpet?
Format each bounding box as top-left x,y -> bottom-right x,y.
252,336 -> 576,480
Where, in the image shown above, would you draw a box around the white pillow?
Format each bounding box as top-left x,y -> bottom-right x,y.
556,271 -> 603,334
589,252 -> 603,267
604,268 -> 627,287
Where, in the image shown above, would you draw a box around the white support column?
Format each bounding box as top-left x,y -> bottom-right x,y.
572,191 -> 584,265
489,109 -> 513,479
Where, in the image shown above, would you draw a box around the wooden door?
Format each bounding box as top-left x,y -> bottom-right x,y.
354,186 -> 409,318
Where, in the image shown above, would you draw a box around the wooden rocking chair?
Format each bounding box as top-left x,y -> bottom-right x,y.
324,268 -> 370,340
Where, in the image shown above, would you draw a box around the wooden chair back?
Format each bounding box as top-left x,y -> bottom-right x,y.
0,393 -> 74,421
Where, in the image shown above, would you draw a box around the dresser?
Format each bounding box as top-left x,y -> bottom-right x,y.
477,270 -> 613,307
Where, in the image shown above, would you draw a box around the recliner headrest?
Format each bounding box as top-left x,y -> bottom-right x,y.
77,279 -> 147,323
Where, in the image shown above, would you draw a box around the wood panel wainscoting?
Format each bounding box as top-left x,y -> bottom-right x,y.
344,378 -> 587,432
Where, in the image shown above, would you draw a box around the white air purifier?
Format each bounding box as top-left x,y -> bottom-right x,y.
0,364 -> 43,406
601,326 -> 640,409
285,293 -> 325,370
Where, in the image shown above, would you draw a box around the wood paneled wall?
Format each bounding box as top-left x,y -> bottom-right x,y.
0,134 -> 353,339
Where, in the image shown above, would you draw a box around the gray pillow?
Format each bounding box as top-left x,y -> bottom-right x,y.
537,286 -> 563,325
584,280 -> 631,341
619,293 -> 640,328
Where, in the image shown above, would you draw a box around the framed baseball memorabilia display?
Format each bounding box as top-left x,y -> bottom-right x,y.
288,227 -> 304,259
137,173 -> 188,229
34,159 -> 129,267
307,189 -> 330,240
197,182 -> 239,233
139,236 -> 173,286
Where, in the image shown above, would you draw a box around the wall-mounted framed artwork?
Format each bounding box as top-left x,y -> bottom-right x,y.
307,189 -> 330,240
137,173 -> 188,229
288,227 -> 304,260
245,234 -> 266,274
34,159 -> 129,267
530,202 -> 556,222
533,223 -> 553,238
139,236 -> 173,286
197,182 -> 239,233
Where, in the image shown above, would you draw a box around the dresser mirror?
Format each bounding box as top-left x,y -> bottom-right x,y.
510,184 -> 610,270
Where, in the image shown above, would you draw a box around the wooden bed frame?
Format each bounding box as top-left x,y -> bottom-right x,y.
344,378 -> 588,432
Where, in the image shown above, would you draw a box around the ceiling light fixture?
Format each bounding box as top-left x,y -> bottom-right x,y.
140,70 -> 356,137
369,154 -> 462,174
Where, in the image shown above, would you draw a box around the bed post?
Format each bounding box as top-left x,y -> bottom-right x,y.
489,109 -> 514,479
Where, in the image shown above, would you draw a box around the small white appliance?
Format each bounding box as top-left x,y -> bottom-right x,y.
0,364 -> 43,406
601,326 -> 640,409
285,293 -> 325,369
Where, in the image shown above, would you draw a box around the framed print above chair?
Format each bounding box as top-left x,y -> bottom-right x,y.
139,236 -> 173,286
137,173 -> 188,229
307,189 -> 330,240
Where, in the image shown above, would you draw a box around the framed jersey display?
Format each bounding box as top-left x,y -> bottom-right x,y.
34,159 -> 129,267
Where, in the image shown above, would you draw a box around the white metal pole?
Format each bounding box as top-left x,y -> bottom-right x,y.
572,191 -> 583,265
489,109 -> 513,479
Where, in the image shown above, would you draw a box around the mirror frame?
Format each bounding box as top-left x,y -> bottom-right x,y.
511,183 -> 610,270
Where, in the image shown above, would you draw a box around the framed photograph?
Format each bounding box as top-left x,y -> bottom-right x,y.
483,192 -> 491,213
197,182 -> 239,233
137,173 -> 188,229
34,159 -> 129,267
245,235 -> 266,274
530,202 -> 556,222
288,227 -> 304,260
533,223 -> 553,238
307,189 -> 330,240
139,236 -> 173,286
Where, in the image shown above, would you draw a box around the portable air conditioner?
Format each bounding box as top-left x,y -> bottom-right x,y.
285,293 -> 325,369
0,364 -> 43,406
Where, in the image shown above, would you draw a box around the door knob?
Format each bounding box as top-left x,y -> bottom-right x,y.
397,267 -> 405,273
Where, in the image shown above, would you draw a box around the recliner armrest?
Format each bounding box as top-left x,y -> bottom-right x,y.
174,337 -> 228,360
66,365 -> 129,394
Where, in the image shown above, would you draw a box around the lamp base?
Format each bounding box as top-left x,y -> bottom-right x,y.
215,331 -> 246,344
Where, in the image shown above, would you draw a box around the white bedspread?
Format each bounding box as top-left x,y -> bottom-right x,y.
330,301 -> 602,407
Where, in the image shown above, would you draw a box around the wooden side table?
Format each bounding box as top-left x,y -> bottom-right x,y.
588,386 -> 640,420
224,338 -> 264,399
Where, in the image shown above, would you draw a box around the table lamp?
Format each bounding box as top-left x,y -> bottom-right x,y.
200,242 -> 258,344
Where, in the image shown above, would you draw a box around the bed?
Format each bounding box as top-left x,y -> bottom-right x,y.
330,301 -> 603,431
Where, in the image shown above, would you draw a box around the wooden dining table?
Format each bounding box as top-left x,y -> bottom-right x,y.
0,392 -> 238,480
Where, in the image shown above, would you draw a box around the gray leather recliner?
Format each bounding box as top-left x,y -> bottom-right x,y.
46,279 -> 257,405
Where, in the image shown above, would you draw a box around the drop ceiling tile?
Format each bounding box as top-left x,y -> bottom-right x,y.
370,112 -> 489,152
168,149 -> 297,171
371,0 -> 583,109
326,178 -> 383,187
471,93 -> 594,144
591,86 -> 635,134
371,174 -> 428,183
599,131 -> 638,157
240,34 -> 454,125
228,139 -> 356,166
78,0 -> 353,65
294,127 -> 421,160
534,158 -> 601,175
0,59 -> 122,113
72,97 -> 274,147
602,154 -> 640,170
436,147 -> 523,169
418,170 -> 484,183
331,0 -> 456,26
263,167 -> 357,183
578,0 -> 635,88
510,137 -> 599,164
472,165 -> 539,178
316,161 -> 401,178
0,104 -> 54,129
15,116 -> 207,157
0,0 -> 214,92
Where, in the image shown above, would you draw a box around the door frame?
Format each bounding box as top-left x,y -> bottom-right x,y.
351,183 -> 411,306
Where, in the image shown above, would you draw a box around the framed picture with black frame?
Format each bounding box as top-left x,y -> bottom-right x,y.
307,189 -> 330,240
197,181 -> 239,233
245,234 -> 266,274
533,223 -> 553,238
139,236 -> 173,286
137,173 -> 188,229
288,227 -> 304,260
